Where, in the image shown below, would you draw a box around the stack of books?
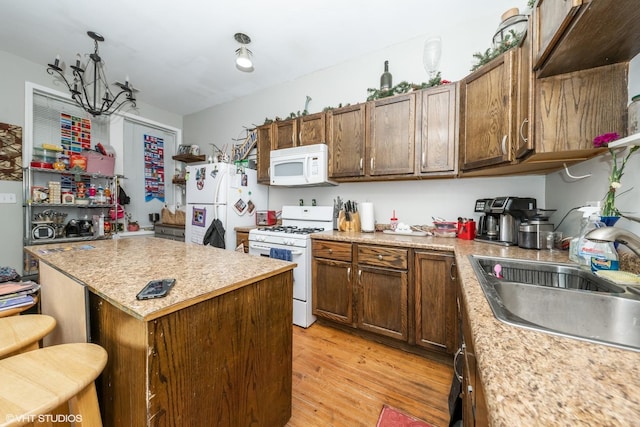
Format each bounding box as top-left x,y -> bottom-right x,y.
0,281 -> 40,312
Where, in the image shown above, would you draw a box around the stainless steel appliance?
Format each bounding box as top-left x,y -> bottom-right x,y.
518,208 -> 556,249
248,205 -> 333,328
474,197 -> 536,246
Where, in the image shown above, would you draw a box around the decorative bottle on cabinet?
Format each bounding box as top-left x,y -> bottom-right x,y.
380,60 -> 392,90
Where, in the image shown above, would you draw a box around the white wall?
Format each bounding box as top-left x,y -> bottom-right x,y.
0,49 -> 182,274
183,2 -> 546,225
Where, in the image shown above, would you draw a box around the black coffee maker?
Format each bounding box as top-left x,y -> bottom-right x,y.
474,197 -> 537,246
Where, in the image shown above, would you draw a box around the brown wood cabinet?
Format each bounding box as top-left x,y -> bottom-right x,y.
416,83 -> 459,175
236,230 -> 249,253
298,112 -> 327,146
414,251 -> 457,353
356,245 -> 408,341
272,113 -> 327,150
273,119 -> 297,150
460,288 -> 488,427
312,241 -> 353,325
256,123 -> 273,184
327,104 -> 367,178
459,49 -> 516,171
368,93 -> 416,176
514,21 -> 534,159
533,0 -> 640,78
313,240 -> 460,355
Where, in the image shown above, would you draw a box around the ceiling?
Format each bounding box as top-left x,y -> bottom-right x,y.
1,0 -> 527,116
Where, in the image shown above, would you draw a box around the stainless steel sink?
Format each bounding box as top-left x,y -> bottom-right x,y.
469,255 -> 640,352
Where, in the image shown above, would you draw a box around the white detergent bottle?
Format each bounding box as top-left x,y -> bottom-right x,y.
576,212 -> 619,271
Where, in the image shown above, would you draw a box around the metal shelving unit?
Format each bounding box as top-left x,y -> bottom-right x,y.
22,167 -> 121,275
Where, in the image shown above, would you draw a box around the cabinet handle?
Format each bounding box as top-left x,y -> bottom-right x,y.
422,151 -> 426,167
370,158 -> 375,170
359,158 -> 363,170
450,262 -> 457,281
501,135 -> 508,155
328,248 -> 333,254
377,254 -> 383,260
347,267 -> 351,280
358,269 -> 362,282
453,345 -> 464,382
519,118 -> 529,144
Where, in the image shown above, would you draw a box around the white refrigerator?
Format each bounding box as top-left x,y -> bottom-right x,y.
185,162 -> 268,249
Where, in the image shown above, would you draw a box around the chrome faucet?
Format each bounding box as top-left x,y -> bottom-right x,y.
586,227 -> 640,257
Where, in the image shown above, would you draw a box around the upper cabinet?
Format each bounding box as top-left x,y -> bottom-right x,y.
459,49 -> 517,171
533,0 -> 640,78
367,93 -> 416,176
273,119 -> 297,150
327,104 -> 367,178
272,112 -> 327,150
416,83 -> 459,176
298,112 -> 327,146
256,123 -> 273,184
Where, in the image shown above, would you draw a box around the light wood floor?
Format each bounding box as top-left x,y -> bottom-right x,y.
288,323 -> 453,427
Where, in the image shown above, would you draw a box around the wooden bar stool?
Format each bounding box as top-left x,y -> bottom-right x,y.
0,343 -> 107,427
0,315 -> 56,359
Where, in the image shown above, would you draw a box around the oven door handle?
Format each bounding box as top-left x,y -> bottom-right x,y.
249,243 -> 303,256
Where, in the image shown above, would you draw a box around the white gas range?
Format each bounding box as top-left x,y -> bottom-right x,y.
248,205 -> 333,328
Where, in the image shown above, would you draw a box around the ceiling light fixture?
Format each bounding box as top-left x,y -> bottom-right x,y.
46,31 -> 137,117
234,33 -> 254,72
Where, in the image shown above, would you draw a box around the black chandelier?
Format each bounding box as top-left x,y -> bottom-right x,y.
47,31 -> 136,117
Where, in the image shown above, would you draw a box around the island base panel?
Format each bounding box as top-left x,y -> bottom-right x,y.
90,271 -> 293,426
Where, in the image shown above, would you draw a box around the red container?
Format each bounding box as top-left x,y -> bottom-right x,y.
457,220 -> 476,240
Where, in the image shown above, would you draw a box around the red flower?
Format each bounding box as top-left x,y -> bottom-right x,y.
593,132 -> 620,148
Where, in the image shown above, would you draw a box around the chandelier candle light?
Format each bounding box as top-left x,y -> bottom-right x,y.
47,31 -> 136,117
593,132 -> 639,218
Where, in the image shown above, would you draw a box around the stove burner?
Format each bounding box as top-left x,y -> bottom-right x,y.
258,226 -> 326,235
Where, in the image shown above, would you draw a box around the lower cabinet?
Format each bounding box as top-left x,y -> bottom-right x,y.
312,240 -> 353,325
154,223 -> 185,242
459,284 -> 488,427
312,239 -> 456,355
235,231 -> 250,253
357,245 -> 408,341
414,251 -> 457,353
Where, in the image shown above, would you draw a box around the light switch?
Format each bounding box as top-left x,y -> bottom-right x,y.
0,193 -> 17,203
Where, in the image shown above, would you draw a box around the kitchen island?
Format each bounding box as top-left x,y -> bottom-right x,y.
311,231 -> 640,426
25,237 -> 295,427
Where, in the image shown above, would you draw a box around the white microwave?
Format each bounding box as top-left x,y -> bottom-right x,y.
269,144 -> 337,187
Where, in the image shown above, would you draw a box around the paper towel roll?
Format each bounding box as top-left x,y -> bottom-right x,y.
360,202 -> 375,232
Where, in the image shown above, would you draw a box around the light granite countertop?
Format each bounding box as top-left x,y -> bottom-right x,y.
25,237 -> 295,321
312,230 -> 640,426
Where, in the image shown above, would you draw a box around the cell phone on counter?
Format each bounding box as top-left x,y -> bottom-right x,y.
136,278 -> 176,300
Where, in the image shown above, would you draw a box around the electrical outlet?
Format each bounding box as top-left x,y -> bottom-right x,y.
0,193 -> 17,204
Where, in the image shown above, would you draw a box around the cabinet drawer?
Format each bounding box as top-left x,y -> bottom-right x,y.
155,225 -> 185,240
357,245 -> 408,270
312,241 -> 352,262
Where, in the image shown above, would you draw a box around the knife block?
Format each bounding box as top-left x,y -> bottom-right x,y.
338,211 -> 360,232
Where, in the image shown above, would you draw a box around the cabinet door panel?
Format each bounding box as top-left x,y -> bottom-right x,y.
418,84 -> 458,174
273,120 -> 297,150
299,112 -> 326,146
328,104 -> 366,178
368,94 -> 415,176
533,0 -> 583,70
257,123 -> 273,184
460,51 -> 515,170
357,266 -> 408,341
414,251 -> 456,353
312,258 -> 353,325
